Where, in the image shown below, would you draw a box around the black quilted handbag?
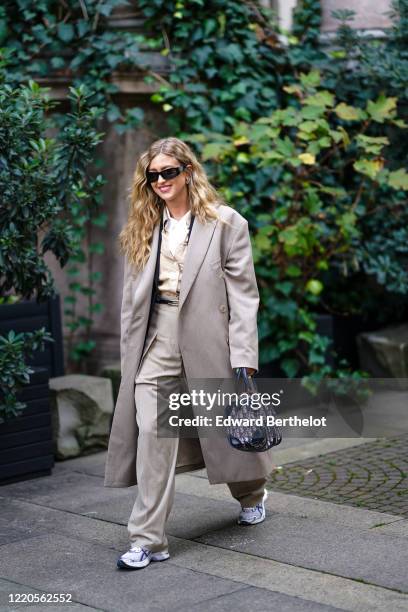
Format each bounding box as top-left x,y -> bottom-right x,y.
224,367 -> 282,452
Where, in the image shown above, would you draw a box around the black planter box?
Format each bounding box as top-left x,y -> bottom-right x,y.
0,296 -> 64,485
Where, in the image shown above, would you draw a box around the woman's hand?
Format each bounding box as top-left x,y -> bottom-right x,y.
237,367 -> 256,376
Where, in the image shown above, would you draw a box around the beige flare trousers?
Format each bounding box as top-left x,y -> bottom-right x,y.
127,300 -> 266,552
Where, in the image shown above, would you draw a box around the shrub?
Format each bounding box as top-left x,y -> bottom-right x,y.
0,69 -> 104,417
192,70 -> 408,380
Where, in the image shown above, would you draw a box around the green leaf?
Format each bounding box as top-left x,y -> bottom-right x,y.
57,23 -> 75,43
286,265 -> 302,277
254,233 -> 270,251
299,69 -> 321,88
353,159 -> 383,180
306,279 -> 323,295
89,243 -> 104,254
275,281 -> 293,296
90,303 -> 104,313
367,95 -> 397,123
334,103 -> 365,121
283,84 -> 302,95
298,120 -> 318,133
298,331 -> 314,343
202,142 -> 230,161
281,358 -> 300,377
356,135 -> 389,155
91,213 -> 108,228
303,91 -> 334,108
388,169 -> 408,190
298,153 -> 315,165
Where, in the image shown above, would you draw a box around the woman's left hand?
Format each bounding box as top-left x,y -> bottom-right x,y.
239,367 -> 256,376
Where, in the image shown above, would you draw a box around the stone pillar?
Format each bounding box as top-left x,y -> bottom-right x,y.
43,6 -> 169,374
321,0 -> 392,31
269,0 -> 392,32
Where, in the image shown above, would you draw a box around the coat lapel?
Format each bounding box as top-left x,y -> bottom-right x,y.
178,215 -> 218,311
129,222 -> 160,319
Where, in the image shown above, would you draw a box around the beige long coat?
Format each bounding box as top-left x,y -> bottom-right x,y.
104,204 -> 275,487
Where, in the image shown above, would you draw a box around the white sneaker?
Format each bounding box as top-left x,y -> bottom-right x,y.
117,545 -> 170,570
237,489 -> 268,525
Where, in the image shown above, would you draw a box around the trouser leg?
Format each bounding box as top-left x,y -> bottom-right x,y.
127,380 -> 179,552
227,477 -> 267,508
127,303 -> 182,553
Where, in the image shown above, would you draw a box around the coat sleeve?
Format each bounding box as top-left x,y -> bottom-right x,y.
120,257 -> 134,374
224,219 -> 260,373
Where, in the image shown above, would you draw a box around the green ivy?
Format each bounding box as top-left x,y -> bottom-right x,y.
196,71 -> 408,380
2,0 -> 407,382
52,85 -> 107,366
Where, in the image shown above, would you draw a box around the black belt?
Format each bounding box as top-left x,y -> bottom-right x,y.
155,294 -> 179,306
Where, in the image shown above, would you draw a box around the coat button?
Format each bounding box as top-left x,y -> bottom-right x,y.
219,304 -> 227,313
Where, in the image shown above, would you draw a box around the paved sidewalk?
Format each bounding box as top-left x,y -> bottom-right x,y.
1,439 -> 408,612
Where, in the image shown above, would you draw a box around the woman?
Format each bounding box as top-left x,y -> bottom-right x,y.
104,137 -> 275,570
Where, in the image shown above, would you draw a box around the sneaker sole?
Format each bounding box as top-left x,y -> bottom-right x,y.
151,552 -> 170,562
237,514 -> 266,525
117,552 -> 170,570
237,489 -> 268,525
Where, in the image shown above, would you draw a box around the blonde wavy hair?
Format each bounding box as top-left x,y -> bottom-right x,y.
119,137 -> 227,270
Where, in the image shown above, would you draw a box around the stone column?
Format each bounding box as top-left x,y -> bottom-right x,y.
268,0 -> 392,32
43,5 -> 169,374
321,0 -> 392,31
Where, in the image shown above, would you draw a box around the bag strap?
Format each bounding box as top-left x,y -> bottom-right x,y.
235,366 -> 257,394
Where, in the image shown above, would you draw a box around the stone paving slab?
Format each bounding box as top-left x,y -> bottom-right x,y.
0,466 -> 241,540
195,512 -> 408,592
176,473 -> 406,531
271,438 -> 372,466
269,435 -> 408,517
177,585 -> 343,612
0,485 -> 239,544
0,534 -> 246,612
0,578 -> 103,611
0,496 -> 128,550
0,470 -> 134,516
373,518 -> 408,536
168,536 -> 408,612
0,519 -> 41,548
52,437 -> 371,480
53,452 -> 107,479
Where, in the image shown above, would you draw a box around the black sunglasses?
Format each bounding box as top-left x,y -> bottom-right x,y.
146,164 -> 186,184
